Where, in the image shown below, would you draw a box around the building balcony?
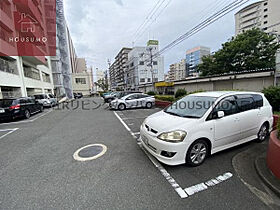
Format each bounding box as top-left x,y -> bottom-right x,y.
0,7 -> 15,32
13,0 -> 43,27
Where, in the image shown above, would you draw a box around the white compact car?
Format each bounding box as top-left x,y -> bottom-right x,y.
110,93 -> 155,110
34,94 -> 57,107
140,91 -> 273,166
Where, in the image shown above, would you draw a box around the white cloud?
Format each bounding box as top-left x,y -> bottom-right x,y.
64,0 -> 259,72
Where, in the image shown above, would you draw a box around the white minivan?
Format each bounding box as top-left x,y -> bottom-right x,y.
140,91 -> 273,166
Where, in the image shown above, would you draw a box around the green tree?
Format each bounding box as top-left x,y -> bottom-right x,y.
95,78 -> 109,91
199,28 -> 280,76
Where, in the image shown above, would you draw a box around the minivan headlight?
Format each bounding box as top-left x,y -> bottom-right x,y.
157,131 -> 187,143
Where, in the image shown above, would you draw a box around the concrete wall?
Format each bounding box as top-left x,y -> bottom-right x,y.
139,71 -> 275,94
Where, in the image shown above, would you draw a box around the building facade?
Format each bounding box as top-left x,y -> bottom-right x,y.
126,40 -> 164,90
0,0 -> 55,99
168,59 -> 186,81
51,0 -> 74,99
109,48 -> 132,91
235,0 -> 280,35
186,46 -> 210,77
72,71 -> 93,96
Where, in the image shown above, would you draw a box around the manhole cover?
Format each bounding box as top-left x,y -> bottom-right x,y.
73,144 -> 107,161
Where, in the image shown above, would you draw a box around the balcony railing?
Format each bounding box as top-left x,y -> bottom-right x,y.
0,57 -> 18,75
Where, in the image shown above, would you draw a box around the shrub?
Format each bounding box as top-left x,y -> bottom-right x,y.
147,91 -> 156,96
155,95 -> 175,102
262,86 -> 280,112
175,89 -> 187,98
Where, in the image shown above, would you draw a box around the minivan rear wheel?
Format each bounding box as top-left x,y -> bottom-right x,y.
257,123 -> 269,142
24,110 -> 31,119
186,139 -> 209,167
146,102 -> 152,109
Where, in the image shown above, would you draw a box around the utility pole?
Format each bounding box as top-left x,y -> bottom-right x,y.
148,46 -> 155,92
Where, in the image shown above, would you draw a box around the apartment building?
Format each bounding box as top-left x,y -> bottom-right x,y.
168,59 -> 186,81
0,0 -> 55,99
235,0 -> 280,35
109,47 -> 132,90
186,46 -> 210,77
72,71 -> 93,96
126,40 -> 164,90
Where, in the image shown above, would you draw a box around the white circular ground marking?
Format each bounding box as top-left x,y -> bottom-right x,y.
73,144 -> 107,161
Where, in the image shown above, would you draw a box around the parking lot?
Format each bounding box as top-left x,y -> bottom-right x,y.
0,98 -> 275,209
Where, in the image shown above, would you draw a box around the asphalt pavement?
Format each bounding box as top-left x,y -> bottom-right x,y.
0,97 -> 274,209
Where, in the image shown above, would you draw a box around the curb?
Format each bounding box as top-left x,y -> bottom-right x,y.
254,156 -> 280,198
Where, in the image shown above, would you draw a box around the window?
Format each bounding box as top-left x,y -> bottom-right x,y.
140,78 -> 145,83
264,2 -> 268,6
214,96 -> 238,117
264,21 -> 268,24
0,57 -> 18,74
139,61 -> 144,65
23,66 -> 40,80
147,78 -> 151,82
236,95 -> 255,112
75,78 -> 86,84
252,94 -> 263,108
42,72 -> 51,83
154,78 -> 158,82
264,15 -> 268,18
264,8 -> 268,12
153,61 -> 158,65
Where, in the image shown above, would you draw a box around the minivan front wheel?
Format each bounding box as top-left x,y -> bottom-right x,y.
257,123 -> 269,142
118,103 -> 126,111
186,140 -> 209,167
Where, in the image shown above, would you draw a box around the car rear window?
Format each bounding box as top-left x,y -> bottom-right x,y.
0,99 -> 16,107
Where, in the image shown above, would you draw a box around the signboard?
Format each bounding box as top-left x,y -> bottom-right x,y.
147,40 -> 159,46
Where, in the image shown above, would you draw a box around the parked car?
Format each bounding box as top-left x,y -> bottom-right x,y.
140,91 -> 274,166
33,93 -> 57,107
74,92 -> 83,99
0,97 -> 43,121
110,93 -> 155,110
101,92 -> 112,98
104,91 -> 142,103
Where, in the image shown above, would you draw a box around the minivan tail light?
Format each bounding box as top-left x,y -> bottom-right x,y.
9,104 -> 20,110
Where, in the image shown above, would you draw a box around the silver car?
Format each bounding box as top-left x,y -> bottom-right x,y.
33,94 -> 57,107
110,93 -> 155,110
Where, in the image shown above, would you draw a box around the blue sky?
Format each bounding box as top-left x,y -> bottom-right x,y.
64,0 -> 259,73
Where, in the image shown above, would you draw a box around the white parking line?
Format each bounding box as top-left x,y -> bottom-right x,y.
114,111 -> 233,199
114,111 -> 188,198
0,109 -> 53,126
0,128 -> 19,140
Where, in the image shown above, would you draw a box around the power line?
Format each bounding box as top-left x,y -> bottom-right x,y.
133,0 -> 171,43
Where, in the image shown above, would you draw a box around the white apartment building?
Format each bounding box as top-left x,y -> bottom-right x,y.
72,71 -> 93,96
0,56 -> 54,99
235,0 -> 280,35
94,68 -> 106,92
168,59 -> 186,81
126,40 -> 164,90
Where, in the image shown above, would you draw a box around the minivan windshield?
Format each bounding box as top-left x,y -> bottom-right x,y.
164,95 -> 217,118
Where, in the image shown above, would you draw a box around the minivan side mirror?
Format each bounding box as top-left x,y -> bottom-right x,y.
217,111 -> 225,118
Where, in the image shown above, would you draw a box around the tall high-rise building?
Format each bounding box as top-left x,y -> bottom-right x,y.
235,0 -> 280,35
126,40 -> 164,90
186,46 -> 210,77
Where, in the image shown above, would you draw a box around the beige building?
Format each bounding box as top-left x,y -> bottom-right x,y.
72,71 -> 93,96
235,0 -> 280,35
168,59 -> 186,81
75,58 -> 87,73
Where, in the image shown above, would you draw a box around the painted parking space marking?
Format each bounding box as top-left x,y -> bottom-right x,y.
0,109 -> 53,126
114,110 -> 233,199
0,128 -> 19,140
